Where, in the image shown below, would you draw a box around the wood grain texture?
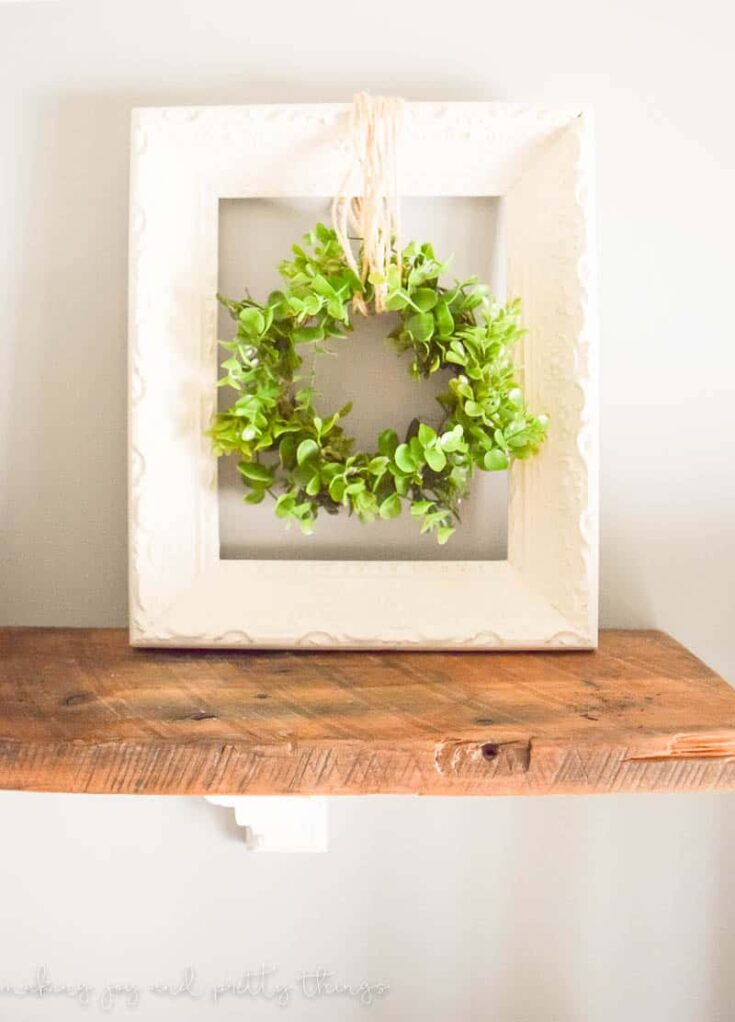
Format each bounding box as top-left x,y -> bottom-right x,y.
0,629 -> 733,796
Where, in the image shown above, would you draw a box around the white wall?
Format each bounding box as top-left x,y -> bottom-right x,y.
1,1 -> 734,1019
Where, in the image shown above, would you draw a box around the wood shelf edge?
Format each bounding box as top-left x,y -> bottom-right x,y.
1,628 -> 734,797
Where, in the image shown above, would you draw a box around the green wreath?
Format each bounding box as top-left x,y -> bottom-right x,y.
210,224 -> 547,544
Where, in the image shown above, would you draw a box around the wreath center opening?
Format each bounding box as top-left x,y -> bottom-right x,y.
307,309 -> 449,452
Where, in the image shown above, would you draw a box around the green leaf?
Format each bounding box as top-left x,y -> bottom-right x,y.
417,423 -> 437,448
267,290 -> 288,317
410,500 -> 434,517
301,294 -> 322,317
367,456 -> 389,475
483,449 -> 509,471
437,526 -> 455,545
406,312 -> 435,343
394,473 -> 410,496
293,326 -> 325,345
310,273 -> 337,298
385,290 -> 411,311
409,436 -> 424,465
329,477 -> 346,503
305,472 -> 321,496
273,421 -> 299,438
316,413 -> 336,437
464,400 -> 484,418
435,300 -> 454,339
378,428 -> 399,458
237,461 -> 273,484
386,264 -> 402,291
238,307 -> 265,336
411,288 -> 438,312
355,490 -> 378,521
424,446 -> 447,472
296,439 -> 319,466
379,492 -> 402,519
327,299 -> 345,320
440,425 -> 464,452
278,439 -> 295,470
394,443 -> 417,474
274,493 -> 295,518
254,432 -> 273,451
244,488 -> 266,504
450,377 -> 473,400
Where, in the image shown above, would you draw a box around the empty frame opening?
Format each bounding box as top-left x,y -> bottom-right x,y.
217,197 -> 508,561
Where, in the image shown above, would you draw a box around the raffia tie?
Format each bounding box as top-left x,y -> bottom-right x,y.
331,92 -> 404,315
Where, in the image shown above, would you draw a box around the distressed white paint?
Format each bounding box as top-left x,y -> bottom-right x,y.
128,103 -> 598,649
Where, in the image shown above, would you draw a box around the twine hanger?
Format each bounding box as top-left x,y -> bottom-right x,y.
331,92 -> 405,315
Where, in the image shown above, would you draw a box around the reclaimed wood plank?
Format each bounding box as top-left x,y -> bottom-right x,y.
0,629 -> 733,796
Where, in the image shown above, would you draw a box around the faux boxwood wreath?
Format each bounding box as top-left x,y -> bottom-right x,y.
210,224 -> 548,544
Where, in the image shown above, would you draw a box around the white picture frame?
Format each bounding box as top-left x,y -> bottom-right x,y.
128,102 -> 598,649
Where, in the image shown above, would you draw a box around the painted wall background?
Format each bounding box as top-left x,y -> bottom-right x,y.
0,0 -> 733,1019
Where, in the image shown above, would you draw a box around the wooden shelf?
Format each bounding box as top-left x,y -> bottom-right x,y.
1,628 -> 734,797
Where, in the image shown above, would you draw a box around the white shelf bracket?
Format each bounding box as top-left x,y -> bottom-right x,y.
204,796 -> 329,852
